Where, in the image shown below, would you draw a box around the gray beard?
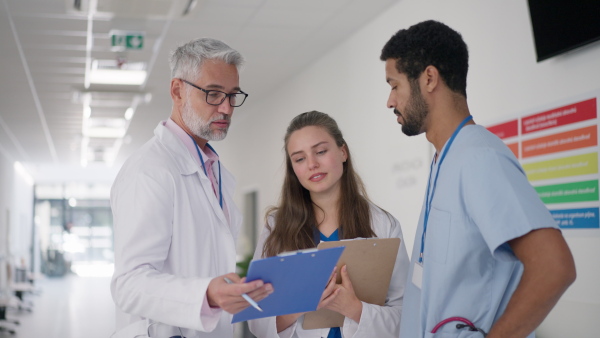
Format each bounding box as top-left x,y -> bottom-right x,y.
181,100 -> 228,141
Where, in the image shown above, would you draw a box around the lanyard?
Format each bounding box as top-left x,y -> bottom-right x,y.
190,136 -> 223,209
419,115 -> 473,264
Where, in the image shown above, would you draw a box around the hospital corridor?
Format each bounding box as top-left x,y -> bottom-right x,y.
1,0 -> 599,337
0,185 -> 118,337
0,274 -> 114,338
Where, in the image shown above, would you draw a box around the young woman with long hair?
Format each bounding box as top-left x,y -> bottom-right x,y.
248,111 -> 410,338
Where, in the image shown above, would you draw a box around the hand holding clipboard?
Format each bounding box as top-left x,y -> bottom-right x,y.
232,246 -> 345,323
303,237 -> 400,329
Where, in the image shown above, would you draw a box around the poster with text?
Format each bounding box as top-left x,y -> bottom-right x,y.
486,92 -> 600,236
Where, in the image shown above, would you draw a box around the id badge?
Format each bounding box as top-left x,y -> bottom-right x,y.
412,262 -> 423,289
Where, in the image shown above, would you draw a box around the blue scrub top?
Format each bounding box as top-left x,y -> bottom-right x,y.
320,230 -> 343,338
400,125 -> 557,338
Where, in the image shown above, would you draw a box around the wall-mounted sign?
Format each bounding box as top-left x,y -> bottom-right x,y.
487,95 -> 600,235
110,30 -> 144,50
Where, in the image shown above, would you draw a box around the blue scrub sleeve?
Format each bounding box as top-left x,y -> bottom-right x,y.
461,148 -> 557,261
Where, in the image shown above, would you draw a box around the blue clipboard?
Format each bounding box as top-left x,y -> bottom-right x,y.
232,246 -> 345,323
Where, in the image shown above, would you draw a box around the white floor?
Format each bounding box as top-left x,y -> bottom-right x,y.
0,273 -> 115,338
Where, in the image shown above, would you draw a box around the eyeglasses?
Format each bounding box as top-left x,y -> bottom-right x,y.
180,79 -> 248,107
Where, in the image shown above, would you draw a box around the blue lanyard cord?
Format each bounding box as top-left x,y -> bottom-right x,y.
419,115 -> 473,264
190,136 -> 223,209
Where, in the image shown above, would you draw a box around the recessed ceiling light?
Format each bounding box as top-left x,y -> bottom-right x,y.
89,59 -> 147,86
89,69 -> 147,85
83,118 -> 127,138
83,106 -> 91,119
124,107 -> 134,120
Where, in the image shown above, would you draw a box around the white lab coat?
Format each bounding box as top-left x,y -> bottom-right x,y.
110,121 -> 242,338
248,204 -> 410,338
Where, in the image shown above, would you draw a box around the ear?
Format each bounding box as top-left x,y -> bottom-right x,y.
341,144 -> 348,163
170,78 -> 185,105
422,65 -> 440,93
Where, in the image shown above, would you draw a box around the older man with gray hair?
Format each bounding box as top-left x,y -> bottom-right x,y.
110,38 -> 272,338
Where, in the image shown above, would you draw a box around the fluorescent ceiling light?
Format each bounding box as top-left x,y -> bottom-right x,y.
83,106 -> 91,119
83,118 -> 127,138
124,107 -> 134,120
85,127 -> 126,138
89,69 -> 147,85
89,59 -> 147,85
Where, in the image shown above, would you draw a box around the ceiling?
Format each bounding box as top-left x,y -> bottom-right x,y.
0,0 -> 398,182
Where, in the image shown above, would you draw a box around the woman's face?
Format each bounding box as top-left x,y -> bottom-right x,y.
287,126 -> 347,198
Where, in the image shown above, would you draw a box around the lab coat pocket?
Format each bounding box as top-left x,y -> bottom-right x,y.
426,208 -> 451,264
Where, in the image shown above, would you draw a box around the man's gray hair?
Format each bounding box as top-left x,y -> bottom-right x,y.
169,38 -> 244,81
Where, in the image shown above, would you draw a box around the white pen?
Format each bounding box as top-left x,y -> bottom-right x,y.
223,277 -> 264,312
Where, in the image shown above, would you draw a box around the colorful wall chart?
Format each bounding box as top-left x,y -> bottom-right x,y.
487,96 -> 599,232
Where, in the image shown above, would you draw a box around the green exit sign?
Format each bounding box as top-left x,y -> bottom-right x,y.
111,31 -> 144,50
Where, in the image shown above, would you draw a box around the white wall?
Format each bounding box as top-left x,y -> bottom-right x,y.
0,159 -> 35,271
0,153 -> 12,258
12,163 -> 34,269
0,148 -> 35,279
0,150 -> 34,287
0,152 -> 11,295
217,0 -> 600,336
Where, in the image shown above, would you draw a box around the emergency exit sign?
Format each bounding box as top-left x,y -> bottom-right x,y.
110,31 -> 144,50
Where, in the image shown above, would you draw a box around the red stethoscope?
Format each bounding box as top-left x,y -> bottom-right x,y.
431,317 -> 488,336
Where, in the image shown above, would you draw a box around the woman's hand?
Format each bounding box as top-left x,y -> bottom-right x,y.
323,265 -> 363,323
276,267 -> 339,332
317,266 -> 339,310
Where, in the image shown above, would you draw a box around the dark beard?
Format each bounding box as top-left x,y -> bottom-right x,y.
399,111 -> 422,136
399,83 -> 429,136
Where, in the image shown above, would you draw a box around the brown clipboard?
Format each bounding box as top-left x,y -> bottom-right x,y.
302,237 -> 400,329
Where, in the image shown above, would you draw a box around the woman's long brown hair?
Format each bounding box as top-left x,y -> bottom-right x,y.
262,111 -> 376,257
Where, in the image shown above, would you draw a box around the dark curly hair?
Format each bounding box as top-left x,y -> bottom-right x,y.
380,20 -> 469,98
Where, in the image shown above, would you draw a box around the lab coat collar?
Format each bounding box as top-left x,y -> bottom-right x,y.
153,121 -> 237,230
154,121 -> 202,176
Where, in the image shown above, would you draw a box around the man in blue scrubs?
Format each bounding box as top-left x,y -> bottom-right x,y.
380,20 -> 576,337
